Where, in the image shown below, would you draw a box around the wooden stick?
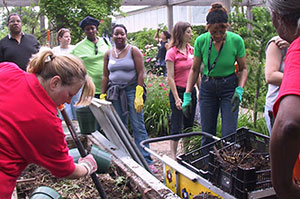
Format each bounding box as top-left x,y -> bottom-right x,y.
16,178 -> 36,183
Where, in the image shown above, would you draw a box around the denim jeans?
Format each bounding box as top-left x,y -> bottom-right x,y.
200,74 -> 239,147
112,84 -> 153,164
169,87 -> 197,141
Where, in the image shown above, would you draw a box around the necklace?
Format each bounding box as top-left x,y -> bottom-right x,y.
114,44 -> 128,58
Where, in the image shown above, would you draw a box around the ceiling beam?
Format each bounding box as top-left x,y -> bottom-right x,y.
121,0 -> 167,6
0,0 -> 37,7
121,0 -> 264,6
0,0 -> 264,7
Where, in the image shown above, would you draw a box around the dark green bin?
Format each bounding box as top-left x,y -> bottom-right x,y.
76,107 -> 97,134
30,186 -> 61,199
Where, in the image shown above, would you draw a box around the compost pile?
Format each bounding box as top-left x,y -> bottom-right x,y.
17,163 -> 142,199
214,146 -> 270,172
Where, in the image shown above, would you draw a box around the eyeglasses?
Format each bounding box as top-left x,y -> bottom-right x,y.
9,19 -> 21,24
94,44 -> 98,55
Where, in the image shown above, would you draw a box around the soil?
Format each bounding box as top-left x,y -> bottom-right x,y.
17,163 -> 142,199
15,140 -> 174,199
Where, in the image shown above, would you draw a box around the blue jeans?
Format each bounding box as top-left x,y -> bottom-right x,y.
112,84 -> 153,164
169,87 -> 197,141
200,74 -> 239,147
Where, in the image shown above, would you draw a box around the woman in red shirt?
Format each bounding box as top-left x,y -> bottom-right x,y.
267,0 -> 300,198
0,49 -> 97,198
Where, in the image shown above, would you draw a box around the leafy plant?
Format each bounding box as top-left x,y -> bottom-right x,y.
144,75 -> 171,137
230,6 -> 275,126
39,0 -> 122,44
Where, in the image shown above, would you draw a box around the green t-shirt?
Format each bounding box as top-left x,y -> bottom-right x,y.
72,37 -> 111,94
194,31 -> 245,77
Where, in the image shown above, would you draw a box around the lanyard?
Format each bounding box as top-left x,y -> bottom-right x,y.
207,37 -> 224,75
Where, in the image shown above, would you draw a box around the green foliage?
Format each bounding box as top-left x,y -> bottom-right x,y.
191,25 -> 207,46
127,27 -> 157,50
184,111 -> 269,153
144,75 -> 171,137
230,6 -> 275,125
39,0 -> 122,44
143,44 -> 158,71
0,5 -> 42,43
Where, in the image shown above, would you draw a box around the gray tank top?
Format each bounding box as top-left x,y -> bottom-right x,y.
265,37 -> 288,108
108,46 -> 137,85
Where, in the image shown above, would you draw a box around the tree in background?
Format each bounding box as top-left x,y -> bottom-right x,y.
39,0 -> 122,44
0,5 -> 41,42
230,3 -> 276,127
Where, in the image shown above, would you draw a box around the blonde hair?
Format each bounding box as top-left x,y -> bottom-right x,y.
27,49 -> 95,106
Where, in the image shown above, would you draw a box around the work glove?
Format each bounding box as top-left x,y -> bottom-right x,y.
182,92 -> 192,118
134,85 -> 144,113
78,154 -> 98,175
231,86 -> 244,112
99,93 -> 107,100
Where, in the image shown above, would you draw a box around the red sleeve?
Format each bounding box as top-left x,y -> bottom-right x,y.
273,37 -> 300,117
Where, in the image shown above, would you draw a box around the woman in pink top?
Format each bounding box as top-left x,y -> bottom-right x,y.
166,21 -> 197,159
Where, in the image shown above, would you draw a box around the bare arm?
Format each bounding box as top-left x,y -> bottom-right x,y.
101,50 -> 110,94
265,42 -> 284,86
154,28 -> 160,42
186,56 -> 202,93
132,46 -> 145,86
167,60 -> 182,110
66,163 -> 89,179
271,95 -> 300,199
236,56 -> 248,88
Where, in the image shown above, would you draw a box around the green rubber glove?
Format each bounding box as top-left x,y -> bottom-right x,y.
182,92 -> 192,118
231,86 -> 244,112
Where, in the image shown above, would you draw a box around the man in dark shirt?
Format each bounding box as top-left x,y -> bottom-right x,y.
0,13 -> 40,71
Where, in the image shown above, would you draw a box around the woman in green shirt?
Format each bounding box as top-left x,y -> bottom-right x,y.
183,2 -> 248,147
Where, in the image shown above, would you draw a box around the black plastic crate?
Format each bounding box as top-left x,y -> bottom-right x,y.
177,132 -> 232,178
207,128 -> 271,199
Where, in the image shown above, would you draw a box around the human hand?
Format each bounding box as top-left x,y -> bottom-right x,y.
99,93 -> 107,100
134,85 -> 144,113
175,98 -> 183,110
182,92 -> 192,118
231,86 -> 244,112
275,36 -> 290,49
78,154 -> 97,175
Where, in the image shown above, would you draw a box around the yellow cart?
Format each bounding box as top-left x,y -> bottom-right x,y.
140,129 -> 276,199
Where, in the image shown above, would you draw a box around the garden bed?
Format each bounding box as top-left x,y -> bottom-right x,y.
17,163 -> 142,199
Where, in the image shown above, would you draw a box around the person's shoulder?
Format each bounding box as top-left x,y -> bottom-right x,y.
196,32 -> 209,42
0,35 -> 9,43
167,46 -> 177,53
24,33 -> 38,41
72,39 -> 87,49
0,62 -> 23,73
